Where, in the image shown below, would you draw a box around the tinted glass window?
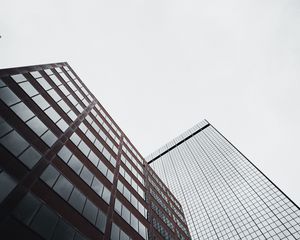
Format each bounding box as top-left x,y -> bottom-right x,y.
0,87 -> 20,106
0,171 -> 17,203
68,188 -> 86,213
52,219 -> 75,240
19,147 -> 41,169
53,175 -> 73,200
80,167 -> 93,186
41,130 -> 57,146
82,199 -> 97,224
68,155 -> 83,174
0,130 -> 29,156
40,165 -> 60,187
13,193 -> 41,225
27,117 -> 48,136
96,210 -> 107,232
19,82 -> 38,97
10,102 -> 34,121
30,205 -> 59,239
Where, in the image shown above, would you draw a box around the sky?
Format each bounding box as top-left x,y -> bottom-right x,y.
1,0 -> 300,206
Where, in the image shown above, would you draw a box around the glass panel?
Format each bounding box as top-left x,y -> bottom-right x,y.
19,82 -> 39,97
45,107 -> 61,123
41,130 -> 57,146
53,175 -> 73,200
10,102 -> 34,122
0,117 -> 12,137
0,130 -> 29,156
82,199 -> 97,224
121,206 -> 130,223
56,119 -> 68,132
19,146 -> 41,169
30,205 -> 59,239
80,167 -> 93,186
96,210 -> 107,232
52,219 -> 75,240
11,74 -> 27,83
91,177 -> 104,196
68,155 -> 83,174
32,95 -> 50,110
57,146 -> 72,163
114,199 -> 122,215
13,193 -> 41,225
26,117 -> 48,136
0,87 -> 20,106
47,89 -> 61,102
102,187 -> 111,204
40,165 -> 60,187
0,171 -> 17,203
37,78 -> 52,91
110,223 -> 120,240
68,188 -> 86,213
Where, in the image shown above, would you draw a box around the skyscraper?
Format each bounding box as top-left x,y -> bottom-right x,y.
148,120 -> 300,240
0,62 -> 190,240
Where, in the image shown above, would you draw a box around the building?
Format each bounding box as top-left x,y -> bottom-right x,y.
0,62 -> 191,240
148,120 -> 300,240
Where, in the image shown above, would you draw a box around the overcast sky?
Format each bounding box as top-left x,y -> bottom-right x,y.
1,0 -> 300,206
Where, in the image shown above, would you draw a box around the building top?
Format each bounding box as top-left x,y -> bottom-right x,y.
147,119 -> 210,163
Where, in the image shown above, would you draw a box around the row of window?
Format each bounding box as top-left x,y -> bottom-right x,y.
122,140 -> 144,165
56,147 -> 112,202
52,67 -> 91,108
114,198 -> 148,239
90,106 -> 120,146
40,165 -> 108,232
95,103 -> 121,138
80,117 -> 118,157
13,192 -> 89,240
62,66 -> 93,103
0,119 -> 42,169
110,223 -> 132,240
117,180 -> 147,218
151,202 -> 174,232
119,166 -> 145,199
13,72 -> 80,123
70,132 -> 115,179
121,154 -> 144,186
148,166 -> 182,212
0,81 -> 59,147
149,188 -> 171,218
152,217 -> 173,240
85,112 -> 119,150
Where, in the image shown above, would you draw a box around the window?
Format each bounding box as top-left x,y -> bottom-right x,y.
0,87 -> 20,106
69,188 -> 86,213
30,205 -> 59,239
0,170 -> 17,203
11,102 -> 34,122
19,81 -> 38,97
27,117 -> 48,136
53,175 -> 73,200
40,165 -> 60,187
0,130 -> 29,156
82,199 -> 97,224
19,147 -> 41,169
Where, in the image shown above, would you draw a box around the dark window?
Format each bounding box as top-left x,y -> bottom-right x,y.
13,193 -> 40,225
96,210 -> 107,232
40,165 -> 60,187
68,188 -> 86,213
19,147 -> 41,169
58,146 -> 72,163
68,155 -> 83,174
52,219 -> 75,240
82,199 -> 97,224
0,130 -> 29,156
30,205 -> 59,239
53,175 -> 73,200
80,167 -> 93,186
0,171 -> 17,203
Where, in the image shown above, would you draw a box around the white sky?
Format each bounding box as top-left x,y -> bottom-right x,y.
1,0 -> 300,206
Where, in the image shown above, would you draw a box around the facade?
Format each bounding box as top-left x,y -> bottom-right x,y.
148,120 -> 300,240
0,62 -> 191,240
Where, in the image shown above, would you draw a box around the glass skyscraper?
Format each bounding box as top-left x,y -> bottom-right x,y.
148,120 -> 300,240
